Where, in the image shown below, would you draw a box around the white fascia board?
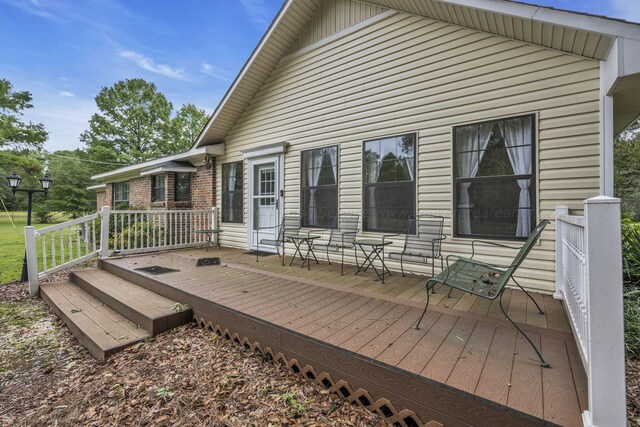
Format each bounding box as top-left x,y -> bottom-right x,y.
86,184 -> 106,191
442,0 -> 640,40
241,142 -> 289,159
139,166 -> 198,176
193,0 -> 295,148
603,37 -> 640,95
91,145 -> 224,181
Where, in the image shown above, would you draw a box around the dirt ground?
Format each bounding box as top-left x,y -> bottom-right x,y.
0,280 -> 388,427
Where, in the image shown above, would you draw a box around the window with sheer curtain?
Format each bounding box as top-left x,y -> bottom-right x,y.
301,145 -> 338,228
222,162 -> 243,223
363,134 -> 415,233
112,182 -> 129,208
453,114 -> 535,239
175,173 -> 191,202
152,174 -> 165,202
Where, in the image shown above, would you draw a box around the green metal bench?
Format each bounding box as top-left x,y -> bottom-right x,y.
415,220 -> 551,367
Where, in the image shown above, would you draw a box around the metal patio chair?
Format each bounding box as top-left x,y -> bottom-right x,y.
313,213 -> 360,275
387,215 -> 446,278
415,220 -> 551,367
256,213 -> 302,266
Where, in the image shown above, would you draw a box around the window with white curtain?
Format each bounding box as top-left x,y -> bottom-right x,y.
363,134 -> 415,233
301,145 -> 338,228
222,161 -> 243,223
453,114 -> 535,239
112,182 -> 129,208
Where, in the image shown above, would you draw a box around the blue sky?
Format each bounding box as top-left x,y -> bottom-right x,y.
0,0 -> 637,152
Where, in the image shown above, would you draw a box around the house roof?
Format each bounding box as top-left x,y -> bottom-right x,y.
193,0 -> 640,148
140,161 -> 197,176
90,144 -> 224,182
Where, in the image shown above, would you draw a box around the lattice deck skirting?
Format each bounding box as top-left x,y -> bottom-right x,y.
193,314 -> 444,427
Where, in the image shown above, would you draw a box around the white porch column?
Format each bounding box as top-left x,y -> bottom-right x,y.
583,196 -> 625,427
24,226 -> 39,296
554,205 -> 569,300
100,206 -> 111,258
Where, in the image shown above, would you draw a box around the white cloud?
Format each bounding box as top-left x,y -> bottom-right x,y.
200,63 -> 233,82
58,91 -> 74,97
609,0 -> 640,23
119,50 -> 190,80
239,0 -> 272,27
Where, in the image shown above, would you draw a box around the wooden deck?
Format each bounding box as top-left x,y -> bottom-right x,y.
100,247 -> 586,426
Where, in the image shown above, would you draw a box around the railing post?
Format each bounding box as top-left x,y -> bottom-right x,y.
582,196 -> 625,427
554,206 -> 569,300
100,205 -> 111,258
24,226 -> 39,296
211,206 -> 218,247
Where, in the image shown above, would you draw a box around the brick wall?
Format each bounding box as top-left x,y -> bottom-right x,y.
130,176 -> 152,208
96,191 -> 107,210
95,160 -> 216,211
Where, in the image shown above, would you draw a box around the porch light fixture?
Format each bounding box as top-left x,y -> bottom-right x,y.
6,172 -> 22,190
4,171 -> 53,282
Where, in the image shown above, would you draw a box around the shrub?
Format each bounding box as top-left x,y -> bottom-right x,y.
33,205 -> 53,224
622,219 -> 640,355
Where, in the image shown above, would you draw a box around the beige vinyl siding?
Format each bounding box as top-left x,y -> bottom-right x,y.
288,0 -> 387,53
214,9 -> 601,292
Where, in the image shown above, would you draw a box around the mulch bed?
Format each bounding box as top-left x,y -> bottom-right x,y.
0,280 -> 388,427
629,356 -> 640,425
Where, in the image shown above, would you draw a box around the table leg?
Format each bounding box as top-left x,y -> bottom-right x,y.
289,240 -> 303,266
355,246 -> 376,275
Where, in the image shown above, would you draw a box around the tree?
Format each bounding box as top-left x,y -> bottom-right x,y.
81,79 -> 173,164
0,79 -> 48,150
41,150 -> 96,218
168,104 -> 209,153
615,120 -> 640,220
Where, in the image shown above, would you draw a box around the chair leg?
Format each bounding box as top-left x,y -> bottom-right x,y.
511,277 -> 544,314
326,248 -> 331,265
400,256 -> 405,277
415,279 -> 435,330
256,242 -> 259,262
281,242 -> 285,266
341,249 -> 344,276
499,292 -> 550,368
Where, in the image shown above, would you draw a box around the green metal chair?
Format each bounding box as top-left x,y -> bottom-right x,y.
415,220 -> 551,367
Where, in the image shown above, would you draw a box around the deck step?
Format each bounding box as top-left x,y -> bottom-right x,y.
41,281 -> 151,360
70,269 -> 192,335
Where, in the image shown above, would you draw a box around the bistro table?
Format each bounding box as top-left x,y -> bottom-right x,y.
354,238 -> 393,283
284,233 -> 321,270
194,229 -> 222,251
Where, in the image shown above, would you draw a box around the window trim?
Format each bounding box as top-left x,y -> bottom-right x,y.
174,172 -> 191,202
452,113 -> 537,241
151,174 -> 166,203
112,181 -> 130,207
361,132 -> 417,233
221,161 -> 244,224
300,144 -> 339,229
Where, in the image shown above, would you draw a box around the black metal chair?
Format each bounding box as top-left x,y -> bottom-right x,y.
415,220 -> 551,367
256,213 -> 301,266
387,215 -> 446,278
313,213 -> 360,275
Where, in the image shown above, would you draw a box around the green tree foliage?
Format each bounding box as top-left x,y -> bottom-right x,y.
0,79 -> 48,150
0,150 -> 44,211
41,150 -> 96,218
615,120 -> 640,220
81,79 -> 173,164
169,104 -> 209,153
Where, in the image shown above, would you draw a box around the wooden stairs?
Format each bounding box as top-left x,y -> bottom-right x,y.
40,268 -> 192,359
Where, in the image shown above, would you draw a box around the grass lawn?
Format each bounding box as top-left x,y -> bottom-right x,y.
0,212 -> 69,284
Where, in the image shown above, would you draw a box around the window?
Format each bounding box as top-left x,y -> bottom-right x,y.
152,174 -> 165,202
112,182 -> 129,207
301,146 -> 338,228
363,134 -> 415,232
453,114 -> 535,239
175,173 -> 190,202
222,161 -> 243,223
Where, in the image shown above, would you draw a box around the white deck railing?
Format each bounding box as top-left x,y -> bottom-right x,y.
555,196 -> 625,427
25,206 -> 218,296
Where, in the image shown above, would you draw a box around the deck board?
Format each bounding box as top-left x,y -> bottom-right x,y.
99,248 -> 587,426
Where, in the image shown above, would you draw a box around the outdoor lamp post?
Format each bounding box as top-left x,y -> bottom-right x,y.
6,172 -> 53,282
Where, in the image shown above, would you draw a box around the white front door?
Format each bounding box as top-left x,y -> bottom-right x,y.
248,155 -> 282,250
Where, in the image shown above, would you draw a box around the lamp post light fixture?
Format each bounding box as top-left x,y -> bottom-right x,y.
5,171 -> 53,282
